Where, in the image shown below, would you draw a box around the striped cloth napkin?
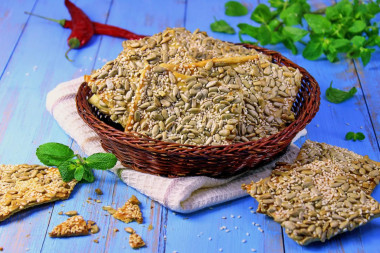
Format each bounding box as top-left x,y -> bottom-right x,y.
46,77 -> 305,213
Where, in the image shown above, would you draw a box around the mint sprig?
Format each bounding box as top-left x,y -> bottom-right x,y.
212,0 -> 380,66
325,81 -> 357,103
345,132 -> 365,141
36,143 -> 117,182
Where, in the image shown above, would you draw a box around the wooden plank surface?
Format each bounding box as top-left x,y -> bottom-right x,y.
0,0 -> 379,252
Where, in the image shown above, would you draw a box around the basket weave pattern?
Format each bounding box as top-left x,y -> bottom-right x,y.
76,45 -> 320,178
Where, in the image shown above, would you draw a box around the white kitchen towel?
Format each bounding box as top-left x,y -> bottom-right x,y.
46,77 -> 306,213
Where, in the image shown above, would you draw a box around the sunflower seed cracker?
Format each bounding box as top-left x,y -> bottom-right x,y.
112,195 -> 143,224
0,164 -> 77,222
49,215 -> 89,237
129,232 -> 146,249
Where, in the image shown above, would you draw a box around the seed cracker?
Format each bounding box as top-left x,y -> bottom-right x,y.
49,215 -> 89,237
296,140 -> 380,194
0,164 -> 77,222
129,232 -> 146,249
112,195 -> 143,224
243,159 -> 380,245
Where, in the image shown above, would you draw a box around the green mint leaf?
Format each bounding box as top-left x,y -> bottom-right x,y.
36,142 -> 75,166
367,2 -> 380,15
238,23 -> 259,38
86,153 -> 117,170
348,20 -> 366,33
283,39 -> 298,55
210,18 -> 235,34
326,50 -> 338,63
269,0 -> 284,8
250,4 -> 272,24
330,38 -> 351,52
360,48 -> 375,66
82,168 -> 95,183
268,19 -> 281,31
57,160 -> 76,182
225,1 -> 248,17
74,165 -> 85,181
336,0 -> 353,17
326,5 -> 340,21
351,35 -> 366,47
345,132 -> 355,141
302,40 -> 323,60
325,81 -> 357,103
356,132 -> 365,141
270,31 -> 283,45
283,26 -> 308,42
280,2 -> 303,26
257,25 -> 272,45
304,14 -> 332,34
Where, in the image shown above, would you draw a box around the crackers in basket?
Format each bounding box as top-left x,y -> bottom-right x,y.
0,164 -> 77,222
243,141 -> 380,245
86,28 -> 302,146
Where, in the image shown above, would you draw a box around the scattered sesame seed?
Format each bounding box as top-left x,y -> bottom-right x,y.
208,237 -> 212,241
250,210 -> 256,214
242,239 -> 247,243
219,248 -> 223,252
234,226 -> 238,230
230,214 -> 235,218
173,251 -> 178,253
360,126 -> 363,129
258,227 -> 264,233
316,124 -> 320,127
25,72 -> 30,76
220,226 -> 226,230
237,215 -> 241,218
252,222 -> 256,225
173,212 -> 177,215
345,122 -> 350,126
33,66 -> 38,71
249,206 -> 253,209
222,216 -> 227,219
251,249 -> 256,252
246,232 -> 250,236
225,229 -> 230,233
164,235 -> 167,240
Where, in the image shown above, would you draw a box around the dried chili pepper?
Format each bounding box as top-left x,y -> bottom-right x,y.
25,12 -> 145,40
64,0 -> 94,61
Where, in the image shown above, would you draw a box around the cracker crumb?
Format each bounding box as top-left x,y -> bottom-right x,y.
95,188 -> 103,195
129,233 -> 146,249
112,195 -> 143,224
58,211 -> 63,215
49,216 -> 89,237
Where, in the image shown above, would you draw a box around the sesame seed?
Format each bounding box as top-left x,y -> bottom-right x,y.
222,216 -> 227,219
230,214 -> 235,218
225,229 -> 230,233
249,206 -> 253,210
234,226 -> 238,230
219,248 -> 223,252
242,239 -> 247,243
258,227 -> 264,233
208,237 -> 212,241
237,215 -> 241,218
250,210 -> 256,214
246,232 -> 250,236
252,222 -> 256,225
251,249 -> 257,252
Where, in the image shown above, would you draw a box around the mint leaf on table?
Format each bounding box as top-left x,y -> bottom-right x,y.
36,142 -> 74,166
345,132 -> 365,141
280,2 -> 303,26
57,160 -> 76,182
210,18 -> 235,34
325,81 -> 357,103
348,20 -> 366,33
304,14 -> 332,34
360,47 -> 376,66
225,1 -> 248,16
303,40 -> 323,60
36,142 -> 117,183
283,26 -> 308,42
86,153 -> 118,170
74,165 -> 85,181
250,4 -> 271,24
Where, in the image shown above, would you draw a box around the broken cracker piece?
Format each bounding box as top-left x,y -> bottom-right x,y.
129,233 -> 146,249
112,195 -> 143,224
295,140 -> 380,194
0,164 -> 77,222
243,159 -> 380,245
49,215 -> 89,237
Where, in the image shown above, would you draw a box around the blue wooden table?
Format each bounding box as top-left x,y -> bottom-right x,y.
0,0 -> 379,252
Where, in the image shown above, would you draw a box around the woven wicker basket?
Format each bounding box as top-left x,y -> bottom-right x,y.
76,44 -> 320,178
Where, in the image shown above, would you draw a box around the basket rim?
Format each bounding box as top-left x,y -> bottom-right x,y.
76,44 -> 320,155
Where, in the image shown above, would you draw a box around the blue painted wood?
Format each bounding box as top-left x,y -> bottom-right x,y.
0,0 -> 37,76
0,0 -> 379,252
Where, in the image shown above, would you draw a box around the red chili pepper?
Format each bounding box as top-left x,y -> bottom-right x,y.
24,12 -> 145,40
64,0 -> 94,61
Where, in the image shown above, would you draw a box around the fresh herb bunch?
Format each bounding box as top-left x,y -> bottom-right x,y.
36,142 -> 117,183
325,81 -> 357,103
211,0 -> 380,66
345,131 -> 365,141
